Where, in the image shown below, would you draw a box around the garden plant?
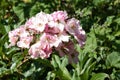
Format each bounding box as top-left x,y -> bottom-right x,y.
0,0 -> 120,80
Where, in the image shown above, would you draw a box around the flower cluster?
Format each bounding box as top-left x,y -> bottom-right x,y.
8,11 -> 86,62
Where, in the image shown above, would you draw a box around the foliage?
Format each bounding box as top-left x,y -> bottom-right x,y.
0,0 -> 120,80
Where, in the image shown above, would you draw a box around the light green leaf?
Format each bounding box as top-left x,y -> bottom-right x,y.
81,7 -> 92,17
103,16 -> 115,27
46,72 -> 56,80
106,52 -> 120,68
6,47 -> 20,55
114,17 -> 120,25
80,59 -> 96,80
61,56 -> 68,67
60,67 -> 71,80
90,73 -> 109,80
72,70 -> 81,80
115,31 -> 120,36
10,62 -> 17,72
51,55 -> 71,80
54,55 -> 61,67
0,67 -> 11,78
84,31 -> 97,52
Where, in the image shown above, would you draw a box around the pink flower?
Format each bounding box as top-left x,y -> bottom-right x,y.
8,31 -> 18,46
29,41 -> 52,59
44,22 -> 69,44
25,12 -> 52,33
66,18 -> 86,47
45,21 -> 65,34
36,11 -> 53,22
28,42 -> 41,59
41,42 -> 52,58
8,25 -> 34,48
74,29 -> 86,47
25,17 -> 45,33
17,36 -> 33,48
25,17 -> 33,27
55,41 -> 79,63
8,25 -> 25,47
8,11 -> 86,62
19,31 -> 30,38
51,11 -> 68,22
65,18 -> 81,35
40,33 -> 60,47
58,31 -> 70,42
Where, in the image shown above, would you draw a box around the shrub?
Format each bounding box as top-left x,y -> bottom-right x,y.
0,0 -> 120,80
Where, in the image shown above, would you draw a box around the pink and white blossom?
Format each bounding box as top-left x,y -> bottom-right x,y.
40,33 -> 60,47
28,42 -> 41,59
51,11 -> 68,22
65,18 -> 86,47
29,41 -> 52,59
17,36 -> 33,48
65,18 -> 81,35
8,25 -> 26,47
74,29 -> 86,47
25,17 -> 45,33
8,11 -> 86,62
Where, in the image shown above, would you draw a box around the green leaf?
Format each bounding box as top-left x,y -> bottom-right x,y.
0,67 -> 11,78
80,58 -> 93,75
84,31 -> 97,53
80,59 -> 96,80
6,47 -> 20,55
51,55 -> 71,80
72,70 -> 81,80
81,7 -> 92,17
90,73 -> 109,80
0,33 -> 8,46
114,17 -> 120,25
93,0 -> 110,6
29,2 -> 40,17
60,67 -> 71,80
83,62 -> 96,80
61,56 -> 68,67
22,63 -> 36,77
103,16 -> 115,27
51,55 -> 61,68
13,4 -> 25,21
0,61 -> 6,67
10,62 -> 17,72
115,31 -> 120,37
4,25 -> 11,33
10,53 -> 24,73
106,52 -> 120,68
46,72 -> 56,80
115,72 -> 120,80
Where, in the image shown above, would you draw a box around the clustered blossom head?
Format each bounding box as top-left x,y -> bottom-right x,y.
8,11 -> 86,63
